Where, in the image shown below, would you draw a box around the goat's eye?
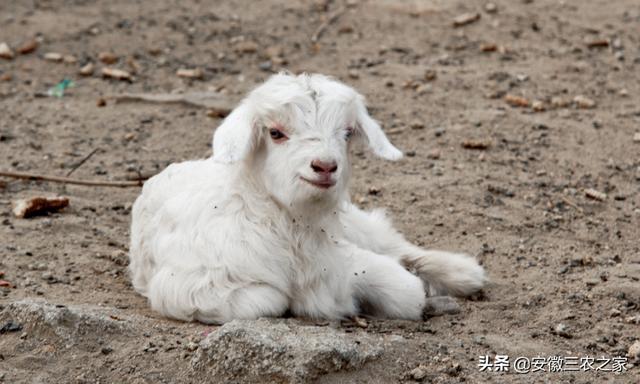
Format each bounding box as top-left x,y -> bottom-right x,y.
345,127 -> 354,140
269,128 -> 288,142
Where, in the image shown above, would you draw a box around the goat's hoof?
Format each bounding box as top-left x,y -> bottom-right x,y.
423,296 -> 461,318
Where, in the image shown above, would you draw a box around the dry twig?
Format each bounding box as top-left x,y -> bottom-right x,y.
0,170 -> 145,187
311,6 -> 346,43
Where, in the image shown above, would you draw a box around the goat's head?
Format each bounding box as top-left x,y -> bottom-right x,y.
212,73 -> 402,212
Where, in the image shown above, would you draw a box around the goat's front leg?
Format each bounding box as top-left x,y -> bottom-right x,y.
341,204 -> 486,296
349,249 -> 426,320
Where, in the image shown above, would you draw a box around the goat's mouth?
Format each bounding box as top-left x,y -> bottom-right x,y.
300,176 -> 336,189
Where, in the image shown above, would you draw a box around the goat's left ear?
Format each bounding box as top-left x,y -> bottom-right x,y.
355,96 -> 403,161
212,102 -> 256,163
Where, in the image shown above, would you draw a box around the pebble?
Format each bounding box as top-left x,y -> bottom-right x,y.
79,62 -> 94,76
504,94 -> 530,107
98,51 -> 118,64
185,341 -> 198,351
410,120 -> 425,130
531,100 -> 545,112
553,323 -> 572,338
452,13 -> 480,27
423,296 -> 460,316
17,39 -> 38,55
101,346 -> 113,355
0,42 -> 14,59
234,40 -> 258,54
633,132 -> 640,143
0,321 -> 23,333
484,3 -> 497,13
176,68 -> 204,79
550,96 -> 570,108
44,52 -> 63,62
409,365 -> 428,380
573,95 -> 596,109
628,341 -> 640,359
584,188 -> 607,201
347,69 -> 359,79
102,67 -> 132,81
473,335 -> 489,347
258,61 -> 272,71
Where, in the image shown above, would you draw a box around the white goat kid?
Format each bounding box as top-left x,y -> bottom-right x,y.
129,73 -> 486,324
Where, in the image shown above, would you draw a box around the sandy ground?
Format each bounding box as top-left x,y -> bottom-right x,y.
1,0 -> 639,383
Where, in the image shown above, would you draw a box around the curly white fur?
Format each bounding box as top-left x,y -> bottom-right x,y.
129,73 -> 486,324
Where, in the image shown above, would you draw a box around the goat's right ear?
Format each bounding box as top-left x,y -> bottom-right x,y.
212,103 -> 256,163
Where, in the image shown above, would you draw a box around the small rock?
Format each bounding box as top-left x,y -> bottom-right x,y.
504,94 -> 530,108
531,100 -> 545,112
44,52 -> 63,62
79,62 -> 94,76
484,3 -> 497,13
102,67 -> 132,81
585,279 -> 600,287
452,13 -> 480,27
0,321 -> 23,333
176,68 -> 204,79
98,52 -> 118,64
584,188 -> 607,201
17,39 -> 38,55
234,41 -> 258,54
12,196 -> 69,218
550,96 -> 570,108
348,69 -> 359,79
101,346 -> 113,355
96,98 -> 107,107
628,341 -> 640,359
352,316 -> 368,328
586,39 -> 609,48
461,139 -> 491,150
573,95 -> 596,109
368,186 -> 381,196
553,323 -> 572,338
633,132 -> 640,143
473,335 -> 489,346
258,61 -> 272,71
423,296 -> 461,317
63,55 -> 77,64
434,127 -> 446,137
409,365 -> 428,380
423,69 -> 437,81
427,149 -> 440,159
0,42 -> 14,60
410,120 -> 425,130
185,341 -> 198,351
480,43 -> 497,52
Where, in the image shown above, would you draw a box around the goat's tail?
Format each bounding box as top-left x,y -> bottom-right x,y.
403,250 -> 487,297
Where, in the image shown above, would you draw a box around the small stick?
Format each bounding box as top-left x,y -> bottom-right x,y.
311,5 -> 346,43
561,196 -> 583,213
0,170 -> 145,187
66,148 -> 100,176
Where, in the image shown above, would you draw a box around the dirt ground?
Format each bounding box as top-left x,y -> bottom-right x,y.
1,0 -> 639,383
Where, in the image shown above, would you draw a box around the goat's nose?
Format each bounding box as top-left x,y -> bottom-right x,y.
310,159 -> 338,174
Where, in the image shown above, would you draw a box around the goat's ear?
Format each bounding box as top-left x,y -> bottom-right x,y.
212,103 -> 256,163
355,96 -> 403,161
